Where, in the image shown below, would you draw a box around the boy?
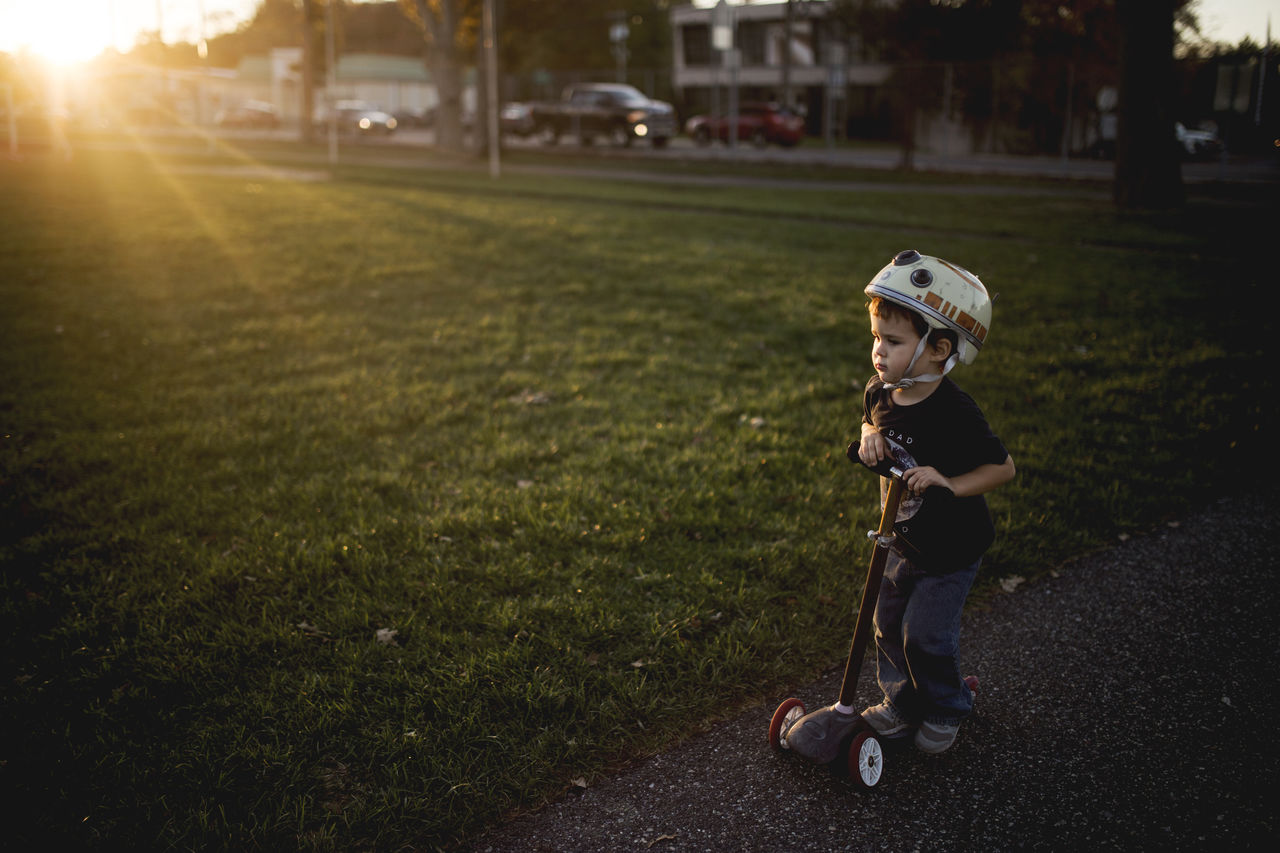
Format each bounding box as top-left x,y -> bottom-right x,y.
853,249 -> 1015,754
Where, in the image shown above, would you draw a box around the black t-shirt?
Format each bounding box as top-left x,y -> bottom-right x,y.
862,376 -> 1009,572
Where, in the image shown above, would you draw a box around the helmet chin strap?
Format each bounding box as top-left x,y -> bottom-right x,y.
881,338 -> 960,391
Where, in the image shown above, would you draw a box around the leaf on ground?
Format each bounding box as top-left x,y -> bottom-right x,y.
999,575 -> 1025,593
509,389 -> 550,405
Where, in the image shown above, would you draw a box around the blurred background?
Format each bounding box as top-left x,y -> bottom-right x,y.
1,1 -> 1275,166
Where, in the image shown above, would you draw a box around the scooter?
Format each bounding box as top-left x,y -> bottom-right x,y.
766,440 -> 976,789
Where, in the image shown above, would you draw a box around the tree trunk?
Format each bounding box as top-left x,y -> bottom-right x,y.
415,0 -> 466,152
1113,0 -> 1183,209
433,52 -> 465,151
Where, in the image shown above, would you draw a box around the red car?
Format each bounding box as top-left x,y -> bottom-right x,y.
685,102 -> 805,148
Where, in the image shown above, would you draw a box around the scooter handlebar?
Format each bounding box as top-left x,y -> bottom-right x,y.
846,440 -> 955,501
846,439 -> 899,479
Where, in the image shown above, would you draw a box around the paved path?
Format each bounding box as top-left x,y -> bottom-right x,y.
469,491 -> 1278,851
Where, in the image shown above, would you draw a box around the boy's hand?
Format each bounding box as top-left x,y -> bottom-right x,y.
858,426 -> 889,467
902,466 -> 952,496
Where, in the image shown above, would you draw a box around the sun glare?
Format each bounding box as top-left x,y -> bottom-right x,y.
4,6 -> 112,66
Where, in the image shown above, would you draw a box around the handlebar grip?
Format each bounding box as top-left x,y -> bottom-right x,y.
846,440 -> 899,479
846,440 -> 955,501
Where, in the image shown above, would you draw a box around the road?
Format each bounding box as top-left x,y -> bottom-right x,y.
467,491 -> 1278,852
212,124 -> 1279,186
500,134 -> 1273,186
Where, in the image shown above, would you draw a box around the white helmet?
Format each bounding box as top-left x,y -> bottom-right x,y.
864,250 -> 992,387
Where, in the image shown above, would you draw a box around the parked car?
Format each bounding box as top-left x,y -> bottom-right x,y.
1175,122 -> 1223,160
215,100 -> 280,129
529,83 -> 676,148
685,102 -> 805,148
499,102 -> 536,137
414,107 -> 476,132
328,100 -> 398,135
392,107 -> 430,128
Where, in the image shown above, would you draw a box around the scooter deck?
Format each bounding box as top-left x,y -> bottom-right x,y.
779,705 -> 871,765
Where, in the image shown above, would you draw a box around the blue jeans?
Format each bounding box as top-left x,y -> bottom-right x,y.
873,548 -> 979,727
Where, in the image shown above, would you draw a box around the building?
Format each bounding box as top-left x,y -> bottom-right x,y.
670,0 -> 891,139
221,49 -> 457,125
217,48 -> 303,123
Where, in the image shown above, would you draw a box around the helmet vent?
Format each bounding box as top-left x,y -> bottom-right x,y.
910,269 -> 934,287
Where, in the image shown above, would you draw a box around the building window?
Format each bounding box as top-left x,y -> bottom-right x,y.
814,20 -> 847,66
784,20 -> 816,67
682,24 -> 711,67
740,20 -> 767,66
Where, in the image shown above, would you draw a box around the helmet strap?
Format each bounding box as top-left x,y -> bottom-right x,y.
881,340 -> 959,391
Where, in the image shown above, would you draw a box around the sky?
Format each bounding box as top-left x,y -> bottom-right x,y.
0,1 -> 261,62
0,0 -> 1276,64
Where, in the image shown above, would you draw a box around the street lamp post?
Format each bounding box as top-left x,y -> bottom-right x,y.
484,0 -> 499,178
610,19 -> 629,84
712,0 -> 737,149
326,0 -> 338,164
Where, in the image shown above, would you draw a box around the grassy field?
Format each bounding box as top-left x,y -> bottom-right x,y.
0,139 -> 1271,850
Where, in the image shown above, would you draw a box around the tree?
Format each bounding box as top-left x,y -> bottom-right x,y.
498,1 -> 671,86
833,0 -> 1024,169
342,1 -> 428,54
1113,0 -> 1183,208
399,0 -> 478,152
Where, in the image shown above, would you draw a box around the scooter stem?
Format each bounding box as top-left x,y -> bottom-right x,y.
836,472 -> 906,708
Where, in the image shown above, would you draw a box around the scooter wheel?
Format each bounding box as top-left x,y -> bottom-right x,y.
768,698 -> 806,751
847,730 -> 884,789
964,675 -> 979,696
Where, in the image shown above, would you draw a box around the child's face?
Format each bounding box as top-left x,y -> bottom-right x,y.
869,310 -> 924,385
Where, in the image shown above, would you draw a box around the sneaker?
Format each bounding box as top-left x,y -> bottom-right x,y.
860,702 -> 913,738
914,720 -> 960,754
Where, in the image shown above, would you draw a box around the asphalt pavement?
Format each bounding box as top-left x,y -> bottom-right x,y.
468,490 -> 1278,852
164,124 -> 1280,188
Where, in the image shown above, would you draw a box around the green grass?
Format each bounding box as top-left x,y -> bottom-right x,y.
1,141 -> 1271,850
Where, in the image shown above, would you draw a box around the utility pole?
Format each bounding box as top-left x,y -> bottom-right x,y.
712,0 -> 738,149
610,13 -> 629,84
825,41 -> 845,148
199,0 -> 214,151
301,0 -> 315,143
326,0 -> 338,164
781,0 -> 794,108
3,84 -> 16,158
483,0 -> 499,178
1256,16 -> 1270,127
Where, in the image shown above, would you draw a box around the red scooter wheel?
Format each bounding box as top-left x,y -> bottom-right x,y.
768,698 -> 806,751
964,675 -> 979,696
847,730 -> 884,789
